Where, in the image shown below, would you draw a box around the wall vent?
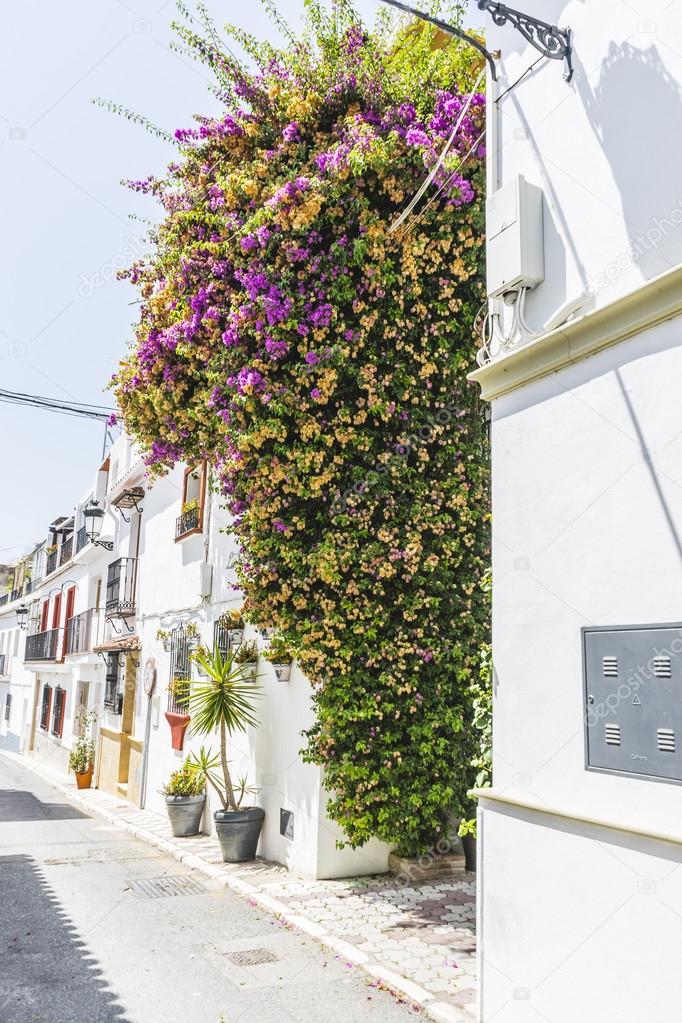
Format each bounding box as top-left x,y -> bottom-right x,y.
602,656 -> 618,677
280,808 -> 294,840
653,656 -> 672,678
604,723 -> 621,746
657,728 -> 675,753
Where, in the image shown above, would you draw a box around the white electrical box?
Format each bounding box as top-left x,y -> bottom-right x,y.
486,174 -> 544,298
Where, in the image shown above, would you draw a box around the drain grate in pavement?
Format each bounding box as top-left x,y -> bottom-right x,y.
129,875 -> 206,899
227,948 -> 279,967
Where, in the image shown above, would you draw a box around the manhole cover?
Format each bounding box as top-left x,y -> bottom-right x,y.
129,875 -> 206,899
227,948 -> 278,967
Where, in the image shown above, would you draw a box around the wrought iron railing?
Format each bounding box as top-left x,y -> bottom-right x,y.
9,588 -> 21,603
106,557 -> 138,617
0,594 -> 7,608
4,693 -> 10,723
0,654 -> 6,675
65,608 -> 97,655
59,535 -> 73,566
213,619 -> 230,659
24,579 -> 33,595
104,652 -> 123,713
175,505 -> 200,539
45,549 -> 58,575
168,625 -> 192,713
25,628 -> 61,662
76,525 -> 89,553
51,686 -> 66,737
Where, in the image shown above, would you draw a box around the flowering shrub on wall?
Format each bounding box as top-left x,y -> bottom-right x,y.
111,1 -> 489,855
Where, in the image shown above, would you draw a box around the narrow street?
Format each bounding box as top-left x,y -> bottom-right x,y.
0,756 -> 419,1023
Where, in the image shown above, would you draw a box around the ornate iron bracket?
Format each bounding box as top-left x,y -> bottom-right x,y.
477,2 -> 573,81
378,0 -> 498,80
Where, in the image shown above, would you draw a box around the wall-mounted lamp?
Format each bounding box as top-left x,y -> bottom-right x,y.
83,500 -> 114,551
16,605 -> 29,630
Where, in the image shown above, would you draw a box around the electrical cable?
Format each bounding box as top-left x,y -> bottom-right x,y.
0,388 -> 114,422
389,65 -> 486,235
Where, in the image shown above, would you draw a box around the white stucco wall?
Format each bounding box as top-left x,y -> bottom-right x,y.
478,3 -> 682,1019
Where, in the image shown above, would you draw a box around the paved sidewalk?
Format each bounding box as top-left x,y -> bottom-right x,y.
5,753 -> 477,1023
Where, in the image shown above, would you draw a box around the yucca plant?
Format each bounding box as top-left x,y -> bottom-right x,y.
188,644 -> 260,811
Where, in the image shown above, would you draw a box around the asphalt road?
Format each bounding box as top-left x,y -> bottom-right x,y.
0,755 -> 418,1023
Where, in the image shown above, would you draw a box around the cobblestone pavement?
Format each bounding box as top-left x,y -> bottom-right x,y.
6,754 -> 477,1023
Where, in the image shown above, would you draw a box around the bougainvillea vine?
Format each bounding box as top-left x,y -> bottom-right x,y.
111,1 -> 490,855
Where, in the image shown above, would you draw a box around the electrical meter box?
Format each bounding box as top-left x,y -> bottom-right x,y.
486,174 -> 544,298
583,623 -> 682,782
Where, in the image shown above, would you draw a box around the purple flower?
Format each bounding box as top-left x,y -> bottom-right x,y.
282,121 -> 301,143
310,388 -> 322,399
405,126 -> 430,147
305,351 -> 320,365
107,412 -> 118,427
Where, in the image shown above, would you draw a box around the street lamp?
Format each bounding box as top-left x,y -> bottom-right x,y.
16,605 -> 29,630
83,500 -> 114,551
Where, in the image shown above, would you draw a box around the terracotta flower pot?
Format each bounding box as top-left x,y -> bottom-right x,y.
75,768 -> 93,790
165,711 -> 191,751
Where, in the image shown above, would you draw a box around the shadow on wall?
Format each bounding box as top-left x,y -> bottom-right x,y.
577,42 -> 682,281
0,788 -> 89,823
0,854 -> 132,1023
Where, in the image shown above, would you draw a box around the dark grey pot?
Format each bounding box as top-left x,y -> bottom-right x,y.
461,833 -> 477,872
214,806 -> 264,862
165,794 -> 205,837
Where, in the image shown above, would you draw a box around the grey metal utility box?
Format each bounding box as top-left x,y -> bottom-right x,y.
583,623 -> 682,782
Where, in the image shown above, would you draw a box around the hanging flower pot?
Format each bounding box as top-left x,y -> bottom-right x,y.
273,663 -> 292,682
227,628 -> 244,647
165,711 -> 191,751
263,636 -> 294,683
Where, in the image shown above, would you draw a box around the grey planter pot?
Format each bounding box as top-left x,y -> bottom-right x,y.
461,833 -> 477,872
272,663 -> 292,682
165,794 -> 205,837
238,660 -> 258,680
214,806 -> 264,862
227,628 -> 244,647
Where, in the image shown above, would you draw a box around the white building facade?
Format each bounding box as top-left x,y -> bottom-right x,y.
472,3 -> 682,1021
2,432 -> 388,879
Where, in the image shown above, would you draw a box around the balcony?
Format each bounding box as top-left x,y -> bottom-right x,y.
65,608 -> 98,655
75,525 -> 89,554
45,549 -> 58,575
59,535 -> 73,566
9,587 -> 21,603
106,558 -> 138,619
175,505 -> 200,540
0,594 -> 7,608
25,628 -> 61,662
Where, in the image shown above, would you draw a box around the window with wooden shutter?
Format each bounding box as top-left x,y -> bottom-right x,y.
51,687 -> 66,737
40,684 -> 52,731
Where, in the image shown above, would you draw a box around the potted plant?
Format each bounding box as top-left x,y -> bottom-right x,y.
161,759 -> 206,837
218,608 -> 245,647
156,628 -> 171,653
263,635 -> 294,682
181,497 -> 199,516
185,621 -> 200,647
68,711 -> 97,789
190,643 -> 211,677
234,640 -> 259,679
187,645 -> 263,862
165,678 -> 192,750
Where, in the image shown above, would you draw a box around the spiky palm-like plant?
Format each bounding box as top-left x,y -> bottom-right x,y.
188,644 -> 260,811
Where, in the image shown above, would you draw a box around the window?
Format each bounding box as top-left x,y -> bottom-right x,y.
40,601 -> 49,632
176,464 -> 206,540
104,653 -> 122,712
4,693 -> 11,723
40,684 -> 52,731
51,687 -> 66,737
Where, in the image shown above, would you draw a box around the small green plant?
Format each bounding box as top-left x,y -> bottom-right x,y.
234,640 -> 258,666
156,628 -> 170,642
185,621 -> 200,639
190,643 -> 210,662
181,497 -> 199,515
218,608 -> 244,630
161,758 -> 205,797
46,544 -> 58,555
69,712 -> 97,774
187,646 -> 261,811
263,635 -> 293,665
169,677 -> 191,709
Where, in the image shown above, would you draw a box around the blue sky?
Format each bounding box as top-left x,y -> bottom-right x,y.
0,0 -> 479,559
